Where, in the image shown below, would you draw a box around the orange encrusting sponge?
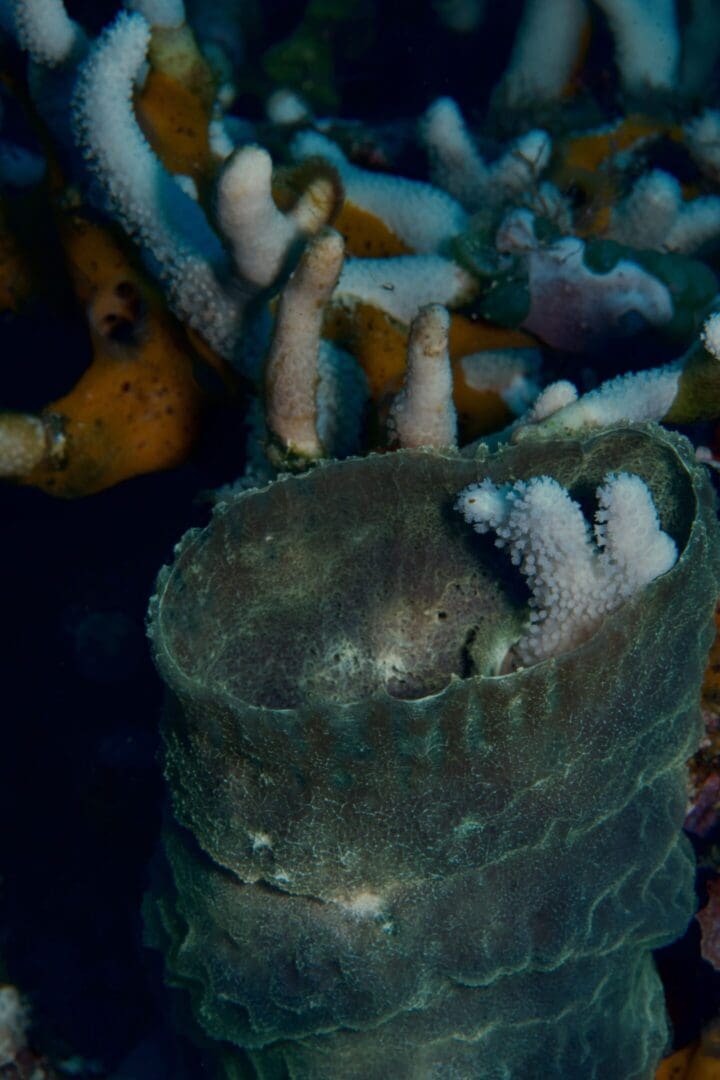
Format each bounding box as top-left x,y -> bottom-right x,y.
656,1022 -> 720,1080
22,213 -> 214,497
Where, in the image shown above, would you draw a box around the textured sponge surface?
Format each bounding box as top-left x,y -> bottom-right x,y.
148,426 -> 720,1079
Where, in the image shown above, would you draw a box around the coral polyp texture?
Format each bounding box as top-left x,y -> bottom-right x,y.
455,469 -> 678,667
5,0 -> 720,1075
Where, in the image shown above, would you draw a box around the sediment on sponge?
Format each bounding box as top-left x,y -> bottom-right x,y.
147,423 -> 720,1079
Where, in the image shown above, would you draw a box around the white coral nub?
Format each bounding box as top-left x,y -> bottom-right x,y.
608,169 -> 720,254
524,379 -> 579,423
514,363 -> 682,439
390,304 -> 457,449
265,229 -> 346,460
701,312 -> 720,359
11,0 -> 86,66
292,129 -> 467,253
125,0 -> 186,29
217,145 -> 299,288
594,0 -> 679,93
422,97 -> 551,211
456,472 -> 677,667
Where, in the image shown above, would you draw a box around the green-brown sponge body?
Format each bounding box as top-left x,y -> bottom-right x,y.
147,424 -> 720,1079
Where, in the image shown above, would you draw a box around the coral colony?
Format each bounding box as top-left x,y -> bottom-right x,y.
4,0 -> 720,1076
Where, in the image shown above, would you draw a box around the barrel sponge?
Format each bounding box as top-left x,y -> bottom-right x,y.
147,423 -> 720,1079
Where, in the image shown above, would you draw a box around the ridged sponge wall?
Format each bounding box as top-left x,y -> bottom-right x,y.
147,424 -> 720,1079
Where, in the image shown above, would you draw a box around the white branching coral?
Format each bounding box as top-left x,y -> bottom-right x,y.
514,364 -> 682,439
333,255 -> 476,326
496,0 -> 589,107
389,304 -> 457,449
686,109 -> 720,184
126,0 -> 186,29
516,314 -> 720,437
265,229 -> 346,461
219,145 -> 299,288
702,311 -> 720,358
217,144 -> 338,288
421,97 -> 551,211
456,471 -> 677,666
459,349 -> 541,416
498,0 -> 681,106
524,380 -> 579,423
609,170 -> 720,254
266,87 -> 312,126
594,0 -> 679,93
10,0 -> 86,66
71,11 -> 240,356
292,129 -> 467,253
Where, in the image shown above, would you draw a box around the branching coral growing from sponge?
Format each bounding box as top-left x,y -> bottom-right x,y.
456,471 -> 677,667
